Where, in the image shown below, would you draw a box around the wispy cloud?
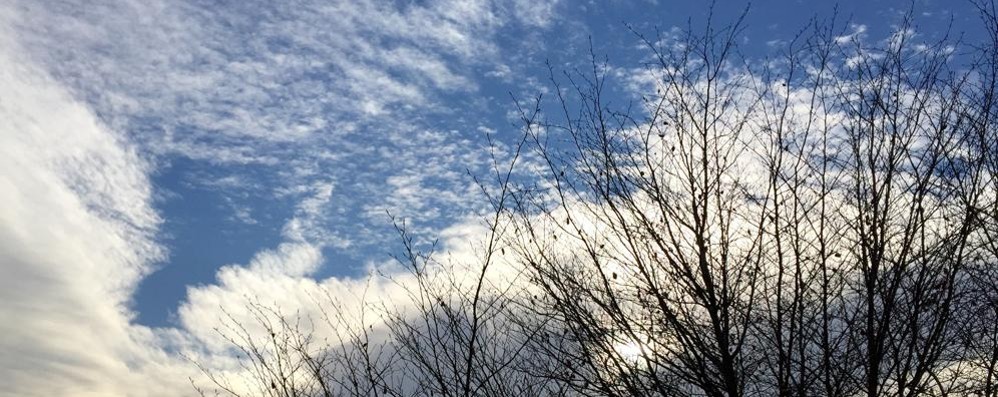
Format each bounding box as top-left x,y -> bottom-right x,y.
9,0 -> 560,252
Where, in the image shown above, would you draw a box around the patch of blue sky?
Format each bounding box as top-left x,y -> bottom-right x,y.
135,157 -> 293,326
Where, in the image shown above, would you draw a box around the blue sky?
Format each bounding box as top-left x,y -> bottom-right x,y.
1,0 -> 993,395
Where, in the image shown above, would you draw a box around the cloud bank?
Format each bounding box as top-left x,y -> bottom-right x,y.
0,12 -> 190,394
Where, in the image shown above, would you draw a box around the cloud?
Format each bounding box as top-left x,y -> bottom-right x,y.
8,0 -> 562,253
0,11 -> 192,395
835,23 -> 868,44
510,0 -> 560,27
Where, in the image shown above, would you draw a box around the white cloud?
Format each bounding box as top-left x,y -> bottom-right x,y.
835,23 -> 868,44
0,11 -> 192,395
510,0 -> 560,27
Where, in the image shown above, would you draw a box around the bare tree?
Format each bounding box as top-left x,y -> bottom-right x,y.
190,3 -> 998,397
508,4 -> 998,397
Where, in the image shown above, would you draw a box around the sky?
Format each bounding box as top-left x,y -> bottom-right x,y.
0,0 -> 992,395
